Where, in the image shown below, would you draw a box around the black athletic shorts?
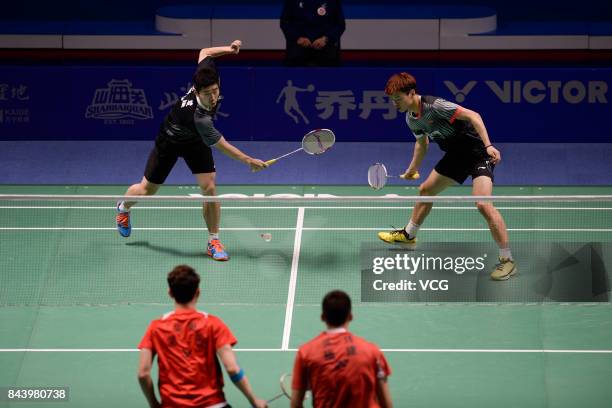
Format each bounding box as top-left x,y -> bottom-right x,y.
434,151 -> 494,184
144,136 -> 215,184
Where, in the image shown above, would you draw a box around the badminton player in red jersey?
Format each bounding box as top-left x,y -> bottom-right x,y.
291,290 -> 393,408
137,265 -> 267,408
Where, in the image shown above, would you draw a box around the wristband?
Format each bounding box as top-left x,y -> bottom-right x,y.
230,368 -> 245,383
484,144 -> 493,149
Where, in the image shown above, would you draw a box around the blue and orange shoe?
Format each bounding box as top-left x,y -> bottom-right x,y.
207,238 -> 229,261
116,202 -> 131,237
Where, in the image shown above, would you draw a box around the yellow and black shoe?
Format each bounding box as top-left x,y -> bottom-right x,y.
490,257 -> 517,281
377,229 -> 417,249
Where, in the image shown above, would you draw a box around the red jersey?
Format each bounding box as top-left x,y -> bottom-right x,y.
139,309 -> 237,408
292,328 -> 391,408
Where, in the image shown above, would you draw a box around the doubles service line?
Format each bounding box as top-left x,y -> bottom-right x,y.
281,207 -> 305,351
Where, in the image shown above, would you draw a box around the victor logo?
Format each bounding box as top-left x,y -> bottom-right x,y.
444,80 -> 608,104
444,80 -> 477,103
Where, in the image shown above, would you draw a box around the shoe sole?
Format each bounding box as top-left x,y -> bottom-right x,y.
117,225 -> 131,237
491,265 -> 518,281
377,236 -> 416,250
206,252 -> 229,261
116,209 -> 131,237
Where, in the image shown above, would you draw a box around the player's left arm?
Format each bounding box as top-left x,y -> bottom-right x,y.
454,107 -> 501,164
213,136 -> 268,171
198,40 -> 242,63
290,349 -> 307,408
375,377 -> 393,408
137,349 -> 161,408
290,389 -> 307,408
217,344 -> 268,408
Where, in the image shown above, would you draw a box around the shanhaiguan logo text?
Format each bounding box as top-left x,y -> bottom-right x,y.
86,79 -> 153,120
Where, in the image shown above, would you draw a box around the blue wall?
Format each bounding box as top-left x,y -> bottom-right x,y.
1,65 -> 610,142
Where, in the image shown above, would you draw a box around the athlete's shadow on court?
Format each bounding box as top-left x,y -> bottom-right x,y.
125,241 -> 204,258
126,241 -> 342,267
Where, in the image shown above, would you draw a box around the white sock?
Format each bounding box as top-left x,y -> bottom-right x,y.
499,247 -> 513,260
208,232 -> 219,243
118,201 -> 129,212
404,221 -> 420,239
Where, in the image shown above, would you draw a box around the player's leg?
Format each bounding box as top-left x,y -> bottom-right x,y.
123,177 -> 161,209
116,144 -> 173,237
184,141 -> 228,261
411,169 -> 456,226
195,172 -> 228,261
378,169 -> 455,247
195,172 -> 220,234
472,174 -> 516,280
472,175 -> 508,249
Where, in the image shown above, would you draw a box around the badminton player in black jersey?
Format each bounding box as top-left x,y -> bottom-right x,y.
116,40 -> 267,261
379,72 -> 516,280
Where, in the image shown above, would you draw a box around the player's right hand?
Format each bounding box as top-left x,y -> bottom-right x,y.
251,399 -> 268,408
400,169 -> 420,180
485,145 -> 501,164
230,40 -> 242,54
248,158 -> 268,172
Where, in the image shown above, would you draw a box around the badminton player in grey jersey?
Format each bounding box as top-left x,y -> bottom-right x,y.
116,40 -> 268,262
378,72 -> 516,281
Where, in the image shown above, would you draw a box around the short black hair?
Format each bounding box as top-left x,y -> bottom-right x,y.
167,265 -> 200,304
322,290 -> 351,327
193,68 -> 219,92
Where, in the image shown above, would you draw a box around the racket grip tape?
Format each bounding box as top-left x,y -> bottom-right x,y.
400,171 -> 420,180
265,159 -> 277,166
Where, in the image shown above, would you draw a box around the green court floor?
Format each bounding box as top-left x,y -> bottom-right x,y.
1,185 -> 612,408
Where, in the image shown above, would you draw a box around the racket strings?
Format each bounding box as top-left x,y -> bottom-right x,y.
314,134 -> 325,152
368,163 -> 388,190
304,130 -> 335,155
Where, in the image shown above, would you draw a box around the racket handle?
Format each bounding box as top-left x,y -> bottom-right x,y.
251,159 -> 277,173
400,171 -> 420,180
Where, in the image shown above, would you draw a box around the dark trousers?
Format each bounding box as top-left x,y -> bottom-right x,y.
284,41 -> 341,67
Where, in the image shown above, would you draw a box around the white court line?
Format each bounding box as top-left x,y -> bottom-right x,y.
1,206 -> 611,210
1,227 -> 610,232
302,228 -> 612,232
0,227 -> 295,231
281,208 -> 305,351
2,348 -> 612,354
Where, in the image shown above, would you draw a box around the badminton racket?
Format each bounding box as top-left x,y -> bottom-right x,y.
367,163 -> 420,190
256,129 -> 335,171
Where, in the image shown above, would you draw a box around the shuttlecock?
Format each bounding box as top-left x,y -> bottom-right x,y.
260,233 -> 272,242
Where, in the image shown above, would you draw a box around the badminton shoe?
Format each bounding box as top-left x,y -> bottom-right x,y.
116,203 -> 131,237
490,257 -> 517,281
207,239 -> 229,261
377,229 -> 417,249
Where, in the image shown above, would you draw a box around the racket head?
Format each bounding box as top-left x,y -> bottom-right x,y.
302,129 -> 335,155
367,163 -> 388,190
280,373 -> 312,401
